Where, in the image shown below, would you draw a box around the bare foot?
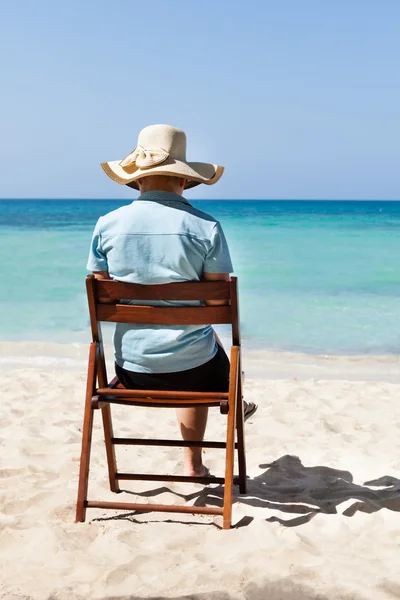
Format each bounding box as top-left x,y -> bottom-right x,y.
184,465 -> 210,477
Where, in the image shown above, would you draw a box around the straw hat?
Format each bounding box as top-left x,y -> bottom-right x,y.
101,124 -> 224,190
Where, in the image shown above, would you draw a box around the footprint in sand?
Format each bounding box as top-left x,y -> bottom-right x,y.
2,491 -> 52,516
0,467 -> 27,479
106,557 -> 147,587
25,466 -> 60,487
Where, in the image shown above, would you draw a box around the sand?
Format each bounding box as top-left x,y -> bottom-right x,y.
1,342 -> 400,600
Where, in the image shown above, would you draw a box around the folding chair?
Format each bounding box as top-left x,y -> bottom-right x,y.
75,275 -> 246,529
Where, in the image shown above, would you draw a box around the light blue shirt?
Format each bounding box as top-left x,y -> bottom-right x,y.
87,192 -> 233,373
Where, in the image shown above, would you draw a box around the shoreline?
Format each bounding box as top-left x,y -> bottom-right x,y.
1,339 -> 399,382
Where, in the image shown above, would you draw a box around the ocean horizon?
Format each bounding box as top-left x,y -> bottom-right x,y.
2,198 -> 400,356
2,198 -> 400,201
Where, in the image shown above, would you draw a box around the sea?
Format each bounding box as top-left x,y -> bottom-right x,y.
1,199 -> 399,356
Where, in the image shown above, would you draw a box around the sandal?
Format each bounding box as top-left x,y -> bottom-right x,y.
243,400 -> 258,422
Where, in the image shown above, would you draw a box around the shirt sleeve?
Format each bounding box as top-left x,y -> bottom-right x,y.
203,222 -> 234,273
86,218 -> 108,272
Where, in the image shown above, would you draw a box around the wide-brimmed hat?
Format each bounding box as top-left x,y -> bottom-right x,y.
101,124 -> 224,190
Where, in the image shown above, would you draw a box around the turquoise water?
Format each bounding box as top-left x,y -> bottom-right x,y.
1,199 -> 399,355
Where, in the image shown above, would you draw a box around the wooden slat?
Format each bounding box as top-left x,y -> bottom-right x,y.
230,278 -> 240,346
116,473 -> 238,484
111,438 -> 236,449
96,388 -> 228,400
94,278 -> 231,301
97,399 -> 223,409
97,398 -> 221,407
97,304 -> 232,325
86,501 -> 223,516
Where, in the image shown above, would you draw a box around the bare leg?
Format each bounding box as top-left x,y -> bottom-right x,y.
176,406 -> 209,476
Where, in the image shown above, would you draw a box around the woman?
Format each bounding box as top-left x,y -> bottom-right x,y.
87,124 -> 256,477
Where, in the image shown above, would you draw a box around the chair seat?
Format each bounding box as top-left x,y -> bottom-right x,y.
97,386 -> 228,400
94,376 -> 229,408
95,386 -> 229,409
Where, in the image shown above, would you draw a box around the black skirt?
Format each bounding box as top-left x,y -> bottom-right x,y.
115,344 -> 230,393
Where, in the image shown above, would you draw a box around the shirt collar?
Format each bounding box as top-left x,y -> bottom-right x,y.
136,191 -> 191,205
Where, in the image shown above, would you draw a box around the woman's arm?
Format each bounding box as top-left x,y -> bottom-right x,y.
92,270 -> 116,303
202,271 -> 230,306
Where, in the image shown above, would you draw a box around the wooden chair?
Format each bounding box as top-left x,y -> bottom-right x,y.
75,275 -> 246,529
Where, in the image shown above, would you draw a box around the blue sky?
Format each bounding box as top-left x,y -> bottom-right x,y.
1,0 -> 399,200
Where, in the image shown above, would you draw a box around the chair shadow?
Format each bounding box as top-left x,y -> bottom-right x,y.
109,454 -> 400,528
92,496 -> 253,530
240,455 -> 400,526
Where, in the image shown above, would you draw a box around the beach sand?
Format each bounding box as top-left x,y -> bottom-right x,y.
1,342 -> 400,599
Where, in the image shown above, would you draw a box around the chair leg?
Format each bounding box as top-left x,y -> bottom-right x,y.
222,394 -> 236,529
236,367 -> 247,494
223,347 -> 239,529
101,404 -> 120,493
76,344 -> 97,522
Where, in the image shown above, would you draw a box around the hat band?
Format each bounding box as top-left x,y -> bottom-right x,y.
119,145 -> 169,170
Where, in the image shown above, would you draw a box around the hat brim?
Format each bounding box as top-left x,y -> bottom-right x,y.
101,156 -> 224,190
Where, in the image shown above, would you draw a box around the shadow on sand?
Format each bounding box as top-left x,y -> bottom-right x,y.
48,577 -> 372,599
236,454 -> 400,526
94,455 -> 400,528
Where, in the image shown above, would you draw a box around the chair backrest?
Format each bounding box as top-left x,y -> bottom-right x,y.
86,275 -> 241,347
